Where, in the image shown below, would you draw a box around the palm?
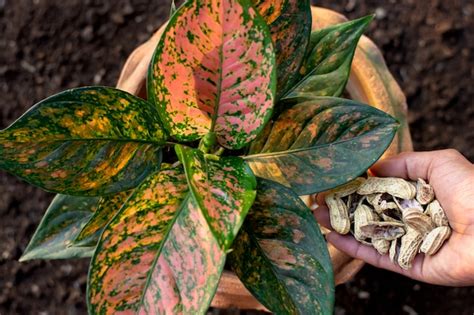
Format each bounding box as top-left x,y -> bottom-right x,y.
317,150 -> 474,286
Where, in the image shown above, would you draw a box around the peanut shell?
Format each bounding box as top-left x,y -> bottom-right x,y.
420,226 -> 451,255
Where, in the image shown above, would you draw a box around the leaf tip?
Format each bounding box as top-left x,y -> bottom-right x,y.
19,251 -> 33,262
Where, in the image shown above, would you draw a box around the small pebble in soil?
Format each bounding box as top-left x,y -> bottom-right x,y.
402,305 -> 418,315
375,7 -> 387,19
357,291 -> 370,299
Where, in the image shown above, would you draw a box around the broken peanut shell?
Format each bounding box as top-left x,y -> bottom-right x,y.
416,178 -> 435,205
366,193 -> 398,214
329,177 -> 366,198
357,177 -> 416,200
425,200 -> 449,227
359,221 -> 405,241
394,197 -> 423,212
398,227 -> 423,270
326,194 -> 351,234
389,238 -> 399,264
372,238 -> 390,255
354,204 -> 378,241
420,226 -> 451,255
402,208 -> 435,236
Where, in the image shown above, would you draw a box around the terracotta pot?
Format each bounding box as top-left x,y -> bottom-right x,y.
116,6 -> 413,311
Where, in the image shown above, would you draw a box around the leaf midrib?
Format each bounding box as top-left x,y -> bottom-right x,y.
244,126 -> 396,160
209,3 -> 226,133
1,137 -> 172,146
136,193 -> 191,313
244,224 -> 300,314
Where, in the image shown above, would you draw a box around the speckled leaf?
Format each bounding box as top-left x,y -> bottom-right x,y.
20,194 -> 100,261
287,16 -> 373,98
88,164 -> 226,314
245,96 -> 399,195
74,191 -> 132,246
251,0 -> 312,98
229,178 -> 334,314
0,87 -> 166,196
175,144 -> 257,250
148,0 -> 276,149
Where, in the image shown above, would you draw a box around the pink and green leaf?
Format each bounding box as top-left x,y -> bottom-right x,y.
74,191 -> 132,246
87,164 -> 226,314
251,0 -> 312,98
0,87 -> 166,196
20,194 -> 100,261
148,0 -> 276,149
175,144 -> 257,250
286,16 -> 373,98
245,96 -> 399,195
229,178 -> 334,314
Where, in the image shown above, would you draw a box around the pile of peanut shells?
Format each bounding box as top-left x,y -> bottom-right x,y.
326,177 -> 452,270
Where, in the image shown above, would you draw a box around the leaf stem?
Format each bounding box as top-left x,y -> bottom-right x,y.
198,132 -> 217,154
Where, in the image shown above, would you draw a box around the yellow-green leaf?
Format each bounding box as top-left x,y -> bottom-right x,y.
0,87 -> 166,196
74,191 -> 132,246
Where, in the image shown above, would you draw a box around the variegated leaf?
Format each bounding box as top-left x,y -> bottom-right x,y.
74,191 -> 132,246
252,0 -> 312,98
88,164 -> 226,314
20,194 -> 100,261
287,16 -> 373,98
229,178 -> 334,314
245,96 -> 399,195
148,0 -> 276,149
0,87 -> 166,196
175,144 -> 257,250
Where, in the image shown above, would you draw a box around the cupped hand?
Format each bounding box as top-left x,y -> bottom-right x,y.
314,149 -> 474,286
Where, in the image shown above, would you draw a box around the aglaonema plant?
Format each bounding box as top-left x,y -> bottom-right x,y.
0,0 -> 399,314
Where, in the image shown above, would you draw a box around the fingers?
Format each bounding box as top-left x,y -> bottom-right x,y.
315,193 -> 327,206
326,232 -> 426,281
313,205 -> 332,230
372,149 -> 471,182
372,151 -> 435,181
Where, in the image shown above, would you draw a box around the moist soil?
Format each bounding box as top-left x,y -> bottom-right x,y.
0,0 -> 473,314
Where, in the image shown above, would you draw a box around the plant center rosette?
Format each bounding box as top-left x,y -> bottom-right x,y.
1,1 -> 413,314
116,5 -> 413,310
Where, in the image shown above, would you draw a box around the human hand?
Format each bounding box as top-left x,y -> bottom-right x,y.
314,149 -> 474,286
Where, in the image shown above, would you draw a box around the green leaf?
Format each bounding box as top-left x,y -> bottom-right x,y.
148,0 -> 276,149
175,144 -> 257,250
74,191 -> 132,246
286,15 -> 373,98
251,0 -> 312,98
229,178 -> 334,314
0,87 -> 166,196
20,194 -> 100,261
245,96 -> 399,195
88,164 -> 226,314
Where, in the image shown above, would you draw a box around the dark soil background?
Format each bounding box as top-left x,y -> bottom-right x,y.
0,0 -> 473,314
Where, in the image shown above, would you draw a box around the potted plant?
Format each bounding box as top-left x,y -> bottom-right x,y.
1,0 -> 412,313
